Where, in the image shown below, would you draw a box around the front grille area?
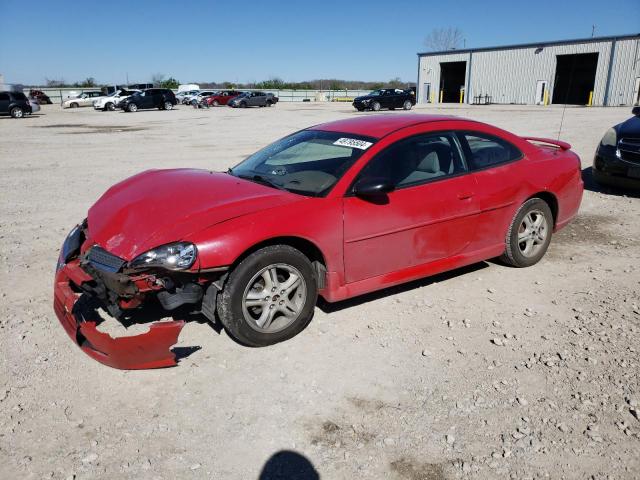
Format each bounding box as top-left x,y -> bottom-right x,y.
87,246 -> 126,273
619,138 -> 640,164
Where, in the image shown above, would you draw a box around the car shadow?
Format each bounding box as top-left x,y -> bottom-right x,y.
582,167 -> 640,198
258,450 -> 319,480
318,261 -> 489,314
0,115 -> 42,120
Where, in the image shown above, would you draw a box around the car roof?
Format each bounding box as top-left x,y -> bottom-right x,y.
309,114 -> 462,139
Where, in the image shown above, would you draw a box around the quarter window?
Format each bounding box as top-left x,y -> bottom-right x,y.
0,93 -> 9,101
459,132 -> 521,170
356,133 -> 467,190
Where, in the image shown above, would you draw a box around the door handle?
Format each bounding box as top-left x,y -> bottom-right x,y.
457,192 -> 474,200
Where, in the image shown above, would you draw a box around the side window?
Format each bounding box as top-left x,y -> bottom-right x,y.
0,93 -> 10,101
459,132 -> 522,170
357,133 -> 467,189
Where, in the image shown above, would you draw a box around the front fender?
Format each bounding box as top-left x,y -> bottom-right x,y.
190,197 -> 343,274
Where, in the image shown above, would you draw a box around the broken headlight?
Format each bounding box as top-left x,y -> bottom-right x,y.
129,242 -> 197,271
57,220 -> 86,270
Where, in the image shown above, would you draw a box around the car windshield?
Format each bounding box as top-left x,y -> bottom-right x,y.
229,130 -> 376,197
368,90 -> 382,96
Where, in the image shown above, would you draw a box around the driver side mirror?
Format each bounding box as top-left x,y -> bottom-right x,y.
353,177 -> 395,198
632,106 -> 640,116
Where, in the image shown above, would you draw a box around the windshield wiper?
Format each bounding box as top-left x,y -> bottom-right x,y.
233,172 -> 286,191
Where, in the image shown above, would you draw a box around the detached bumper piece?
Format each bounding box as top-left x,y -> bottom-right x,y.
53,260 -> 185,369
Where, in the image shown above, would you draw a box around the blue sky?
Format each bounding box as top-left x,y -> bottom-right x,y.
1,0 -> 638,86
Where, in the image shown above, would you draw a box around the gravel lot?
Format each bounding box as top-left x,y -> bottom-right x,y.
1,102 -> 639,480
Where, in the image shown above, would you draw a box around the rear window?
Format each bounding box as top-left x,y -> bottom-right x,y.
458,132 -> 522,170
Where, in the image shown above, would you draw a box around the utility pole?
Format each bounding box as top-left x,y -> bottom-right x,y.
591,25 -> 596,38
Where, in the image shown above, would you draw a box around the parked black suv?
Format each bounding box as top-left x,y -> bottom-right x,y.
117,88 -> 177,112
0,91 -> 33,118
592,106 -> 640,190
353,88 -> 415,112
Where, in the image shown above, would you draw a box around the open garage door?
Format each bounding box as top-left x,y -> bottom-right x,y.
552,53 -> 599,105
439,61 -> 466,103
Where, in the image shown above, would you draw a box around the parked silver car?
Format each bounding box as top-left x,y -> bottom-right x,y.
228,91 -> 278,108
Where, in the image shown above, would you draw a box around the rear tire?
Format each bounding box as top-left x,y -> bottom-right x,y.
216,245 -> 317,347
266,100 -> 273,107
10,107 -> 24,118
500,198 -> 553,267
164,101 -> 173,110
239,102 -> 247,108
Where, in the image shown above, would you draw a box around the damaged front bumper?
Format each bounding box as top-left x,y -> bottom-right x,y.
53,219 -> 227,369
53,260 -> 186,369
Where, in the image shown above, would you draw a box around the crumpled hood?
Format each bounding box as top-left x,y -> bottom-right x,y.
87,169 -> 299,260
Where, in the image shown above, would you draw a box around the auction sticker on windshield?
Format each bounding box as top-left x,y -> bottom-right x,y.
333,138 -> 373,150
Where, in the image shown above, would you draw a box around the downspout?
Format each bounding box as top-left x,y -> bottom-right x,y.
603,38 -> 617,106
416,54 -> 421,104
466,51 -> 473,104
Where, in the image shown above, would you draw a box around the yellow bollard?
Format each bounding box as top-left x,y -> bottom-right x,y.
587,91 -> 593,106
459,90 -> 464,104
543,90 -> 549,106
439,90 -> 444,103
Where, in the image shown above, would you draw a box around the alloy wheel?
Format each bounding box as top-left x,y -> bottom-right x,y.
517,210 -> 548,257
241,263 -> 307,333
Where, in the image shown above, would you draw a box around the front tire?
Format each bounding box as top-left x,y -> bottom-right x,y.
106,102 -> 115,111
10,107 -> 24,118
239,101 -> 247,108
213,100 -> 219,106
70,102 -> 79,108
127,103 -> 138,112
500,198 -> 553,267
403,100 -> 413,110
371,101 -> 381,111
216,245 -> 317,347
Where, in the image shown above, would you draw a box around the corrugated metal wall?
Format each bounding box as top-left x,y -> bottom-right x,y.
606,38 -> 640,106
417,36 -> 640,106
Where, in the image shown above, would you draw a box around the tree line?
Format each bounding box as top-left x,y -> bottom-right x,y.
35,76 -> 414,91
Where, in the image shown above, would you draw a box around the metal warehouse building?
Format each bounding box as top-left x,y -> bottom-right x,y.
416,33 -> 640,107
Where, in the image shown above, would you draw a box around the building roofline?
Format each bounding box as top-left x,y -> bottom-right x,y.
416,33 -> 640,57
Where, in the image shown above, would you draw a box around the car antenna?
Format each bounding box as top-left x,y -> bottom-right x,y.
556,56 -> 577,143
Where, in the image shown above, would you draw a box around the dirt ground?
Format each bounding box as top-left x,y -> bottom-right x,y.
1,102 -> 639,480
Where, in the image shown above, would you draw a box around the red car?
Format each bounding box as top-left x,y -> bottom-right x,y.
54,114 -> 583,369
206,90 -> 242,106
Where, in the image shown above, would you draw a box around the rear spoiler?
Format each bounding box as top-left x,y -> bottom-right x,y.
522,137 -> 571,151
